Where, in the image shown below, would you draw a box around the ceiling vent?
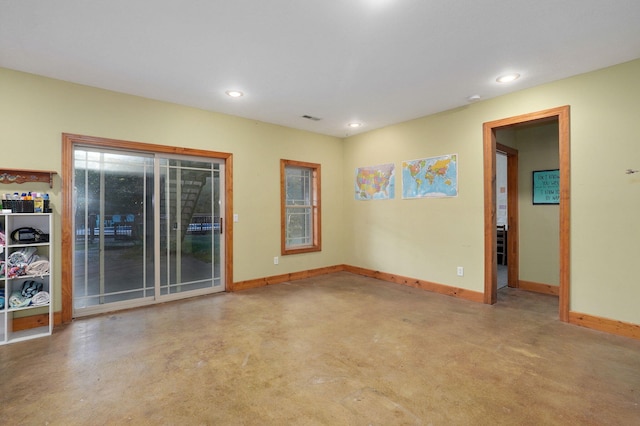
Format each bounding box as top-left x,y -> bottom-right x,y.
302,114 -> 322,121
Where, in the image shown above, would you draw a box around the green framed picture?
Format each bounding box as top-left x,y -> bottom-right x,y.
532,169 -> 560,204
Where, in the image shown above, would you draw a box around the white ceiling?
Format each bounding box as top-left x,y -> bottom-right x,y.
2,1 -> 640,138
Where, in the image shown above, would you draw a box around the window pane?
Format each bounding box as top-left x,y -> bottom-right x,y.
73,149 -> 155,310
286,167 -> 311,206
285,165 -> 312,248
286,206 -> 311,246
281,159 -> 320,254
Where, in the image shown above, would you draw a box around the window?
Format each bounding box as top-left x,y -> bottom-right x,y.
281,159 -> 321,254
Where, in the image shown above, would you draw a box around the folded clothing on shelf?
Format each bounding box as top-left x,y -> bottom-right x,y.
9,291 -> 30,308
21,280 -> 43,298
6,247 -> 48,278
31,291 -> 50,306
25,259 -> 49,277
8,246 -> 39,267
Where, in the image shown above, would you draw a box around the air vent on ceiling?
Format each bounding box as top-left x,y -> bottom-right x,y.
302,114 -> 322,121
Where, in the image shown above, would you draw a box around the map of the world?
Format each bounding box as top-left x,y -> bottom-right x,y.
355,163 -> 395,200
402,154 -> 458,198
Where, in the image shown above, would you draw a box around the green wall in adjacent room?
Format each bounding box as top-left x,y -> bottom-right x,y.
515,122 -> 560,287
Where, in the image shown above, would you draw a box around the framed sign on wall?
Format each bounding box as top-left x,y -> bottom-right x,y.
532,169 -> 560,205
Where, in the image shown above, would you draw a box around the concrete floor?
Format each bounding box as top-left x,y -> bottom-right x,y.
1,272 -> 639,425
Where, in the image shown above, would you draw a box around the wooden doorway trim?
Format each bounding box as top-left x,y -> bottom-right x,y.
61,133 -> 234,324
496,143 -> 519,291
483,106 -> 570,322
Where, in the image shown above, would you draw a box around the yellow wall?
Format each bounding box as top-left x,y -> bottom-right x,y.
0,68 -> 345,313
2,57 -> 640,326
344,58 -> 640,324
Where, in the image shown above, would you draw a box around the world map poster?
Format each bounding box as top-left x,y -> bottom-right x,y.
354,163 -> 395,200
402,154 -> 458,199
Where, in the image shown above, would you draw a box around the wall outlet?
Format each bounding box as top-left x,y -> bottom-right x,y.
274,256 -> 279,265
457,266 -> 464,276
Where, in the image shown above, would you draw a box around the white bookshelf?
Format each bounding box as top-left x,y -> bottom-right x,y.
0,213 -> 53,345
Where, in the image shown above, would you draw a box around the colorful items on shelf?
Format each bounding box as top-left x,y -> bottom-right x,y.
1,192 -> 51,213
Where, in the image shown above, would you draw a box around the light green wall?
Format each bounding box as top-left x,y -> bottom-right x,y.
3,58 -> 640,326
515,123 -> 560,286
343,109 -> 485,291
344,58 -> 640,324
0,68 -> 345,312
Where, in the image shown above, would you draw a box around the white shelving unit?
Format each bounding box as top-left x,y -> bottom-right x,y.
0,213 -> 53,345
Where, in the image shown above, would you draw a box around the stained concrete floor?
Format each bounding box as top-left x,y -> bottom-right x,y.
1,272 -> 639,425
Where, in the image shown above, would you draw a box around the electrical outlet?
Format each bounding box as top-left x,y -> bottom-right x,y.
274,256 -> 279,265
457,266 -> 464,276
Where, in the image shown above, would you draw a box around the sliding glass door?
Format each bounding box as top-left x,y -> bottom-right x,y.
158,158 -> 224,296
73,148 -> 225,316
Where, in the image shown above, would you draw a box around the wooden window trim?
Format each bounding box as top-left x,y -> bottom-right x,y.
280,159 -> 321,255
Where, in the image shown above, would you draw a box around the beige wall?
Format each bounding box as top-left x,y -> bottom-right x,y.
2,57 -> 640,326
344,58 -> 640,324
0,68 -> 345,312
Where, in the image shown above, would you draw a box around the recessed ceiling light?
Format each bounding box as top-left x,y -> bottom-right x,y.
496,73 -> 520,83
225,90 -> 244,98
467,94 -> 481,102
347,122 -> 362,128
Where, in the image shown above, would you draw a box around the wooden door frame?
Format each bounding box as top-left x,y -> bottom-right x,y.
483,106 -> 570,321
496,143 -> 519,291
60,133 -> 234,323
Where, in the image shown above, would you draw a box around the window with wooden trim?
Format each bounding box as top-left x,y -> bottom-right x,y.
281,159 -> 321,255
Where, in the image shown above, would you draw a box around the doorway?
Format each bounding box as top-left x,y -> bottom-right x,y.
61,134 -> 233,322
483,106 -> 570,321
496,145 -> 518,290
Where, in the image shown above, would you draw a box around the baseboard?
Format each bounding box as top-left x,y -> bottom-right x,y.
35,271 -> 638,341
231,264 -> 346,291
12,311 -> 63,332
569,311 -> 640,340
518,280 -> 560,296
232,264 -> 483,303
343,265 -> 484,303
